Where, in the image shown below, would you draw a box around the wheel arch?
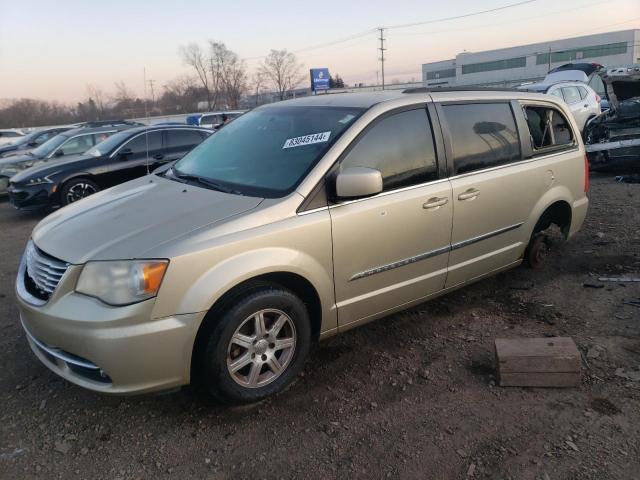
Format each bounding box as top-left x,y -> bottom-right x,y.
526,189 -> 573,240
189,270 -> 324,385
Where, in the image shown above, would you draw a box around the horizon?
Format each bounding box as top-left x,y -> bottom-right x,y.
1,0 -> 639,104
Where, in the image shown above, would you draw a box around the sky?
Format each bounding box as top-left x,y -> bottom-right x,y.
0,0 -> 639,103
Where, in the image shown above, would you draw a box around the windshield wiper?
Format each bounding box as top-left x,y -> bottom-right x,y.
171,170 -> 242,195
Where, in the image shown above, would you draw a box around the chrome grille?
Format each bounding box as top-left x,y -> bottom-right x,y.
25,241 -> 68,297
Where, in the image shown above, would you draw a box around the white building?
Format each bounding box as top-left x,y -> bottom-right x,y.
422,29 -> 640,88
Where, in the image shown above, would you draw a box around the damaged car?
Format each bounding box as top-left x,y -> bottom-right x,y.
584,65 -> 640,171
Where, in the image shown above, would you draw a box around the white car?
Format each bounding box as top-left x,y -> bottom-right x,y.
0,129 -> 25,147
519,81 -> 601,132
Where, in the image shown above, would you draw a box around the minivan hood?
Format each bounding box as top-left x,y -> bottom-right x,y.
32,175 -> 263,263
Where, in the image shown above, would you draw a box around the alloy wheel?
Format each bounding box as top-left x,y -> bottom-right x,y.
66,182 -> 97,203
226,308 -> 297,388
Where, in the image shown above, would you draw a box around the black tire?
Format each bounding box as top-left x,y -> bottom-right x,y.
197,284 -> 311,404
60,177 -> 100,206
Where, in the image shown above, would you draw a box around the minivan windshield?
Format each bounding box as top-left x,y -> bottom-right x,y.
31,134 -> 69,157
173,105 -> 364,197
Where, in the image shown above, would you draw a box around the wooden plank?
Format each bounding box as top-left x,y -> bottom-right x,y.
495,337 -> 582,387
495,337 -> 581,374
499,372 -> 581,388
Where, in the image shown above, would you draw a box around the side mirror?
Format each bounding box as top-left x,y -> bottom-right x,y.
335,167 -> 383,200
118,147 -> 133,159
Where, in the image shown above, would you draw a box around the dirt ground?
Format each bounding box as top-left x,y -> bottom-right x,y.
0,174 -> 638,480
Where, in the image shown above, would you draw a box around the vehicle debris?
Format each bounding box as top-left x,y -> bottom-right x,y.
597,276 -> 640,282
584,65 -> 640,171
615,174 -> 640,183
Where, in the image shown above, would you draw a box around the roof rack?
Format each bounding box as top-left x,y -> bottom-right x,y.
77,120 -> 144,128
403,86 -> 520,94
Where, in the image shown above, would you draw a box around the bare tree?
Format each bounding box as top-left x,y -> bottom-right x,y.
260,50 -> 305,101
250,72 -> 265,107
180,43 -> 213,109
207,42 -> 247,109
85,84 -> 106,116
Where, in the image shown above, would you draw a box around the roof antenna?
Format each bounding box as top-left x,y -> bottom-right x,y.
143,66 -> 150,175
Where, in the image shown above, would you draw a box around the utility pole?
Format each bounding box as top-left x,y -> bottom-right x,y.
147,79 -> 156,105
378,27 -> 386,90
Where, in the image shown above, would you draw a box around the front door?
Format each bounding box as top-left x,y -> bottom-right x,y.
330,108 -> 453,328
106,131 -> 164,186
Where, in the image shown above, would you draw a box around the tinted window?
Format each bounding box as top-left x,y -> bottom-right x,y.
201,115 -> 221,125
167,130 -> 206,149
174,106 -> 363,198
58,134 -> 94,155
123,132 -> 163,154
340,109 -> 438,191
523,106 -> 574,149
442,103 -> 521,175
561,86 -> 581,104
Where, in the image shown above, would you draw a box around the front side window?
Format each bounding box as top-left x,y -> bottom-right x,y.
442,103 -> 521,175
340,109 -> 438,191
523,105 -> 574,150
549,89 -> 564,100
561,86 -> 581,104
174,106 -> 364,198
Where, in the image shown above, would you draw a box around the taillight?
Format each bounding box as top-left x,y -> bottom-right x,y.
595,94 -> 601,103
584,153 -> 589,193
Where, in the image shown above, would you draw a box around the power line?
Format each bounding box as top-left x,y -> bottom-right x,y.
383,0 -> 538,30
242,0 -> 538,61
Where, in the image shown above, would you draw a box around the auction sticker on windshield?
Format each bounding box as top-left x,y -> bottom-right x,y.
283,131 -> 331,149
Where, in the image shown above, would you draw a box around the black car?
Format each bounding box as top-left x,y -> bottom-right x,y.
0,126 -> 72,158
9,125 -> 211,210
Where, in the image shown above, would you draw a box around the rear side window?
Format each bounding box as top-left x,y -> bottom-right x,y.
340,109 -> 438,192
523,105 -> 574,150
561,86 -> 581,104
58,134 -> 94,155
123,132 -> 163,154
167,129 -> 206,149
549,89 -> 563,100
442,103 -> 520,175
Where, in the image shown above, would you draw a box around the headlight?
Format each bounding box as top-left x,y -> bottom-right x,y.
76,260 -> 168,306
27,176 -> 54,185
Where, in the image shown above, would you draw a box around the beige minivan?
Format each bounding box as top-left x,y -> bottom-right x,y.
16,89 -> 589,403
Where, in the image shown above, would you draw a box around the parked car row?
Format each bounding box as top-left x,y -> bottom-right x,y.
7,125 -> 211,210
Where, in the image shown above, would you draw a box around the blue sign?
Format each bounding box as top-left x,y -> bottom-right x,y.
310,68 -> 330,92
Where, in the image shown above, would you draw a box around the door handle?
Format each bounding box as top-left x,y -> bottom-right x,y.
583,104 -> 589,108
423,197 -> 448,209
458,189 -> 480,201
152,153 -> 164,160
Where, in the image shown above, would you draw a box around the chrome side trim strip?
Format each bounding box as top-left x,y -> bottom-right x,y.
350,245 -> 451,281
349,221 -> 524,281
450,222 -> 524,251
21,317 -> 100,370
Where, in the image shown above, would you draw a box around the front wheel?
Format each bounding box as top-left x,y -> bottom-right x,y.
198,285 -> 311,404
61,178 -> 100,206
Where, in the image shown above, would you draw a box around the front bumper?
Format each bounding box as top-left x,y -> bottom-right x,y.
8,182 -> 56,210
16,255 -> 206,395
